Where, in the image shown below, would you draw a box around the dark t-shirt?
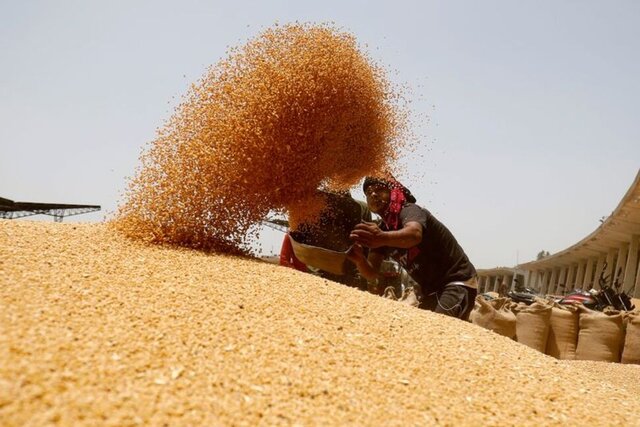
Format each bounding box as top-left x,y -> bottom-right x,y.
374,203 -> 476,294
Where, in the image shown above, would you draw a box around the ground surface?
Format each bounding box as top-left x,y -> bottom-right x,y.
1,220 -> 639,426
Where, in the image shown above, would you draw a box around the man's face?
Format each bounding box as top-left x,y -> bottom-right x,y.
364,183 -> 391,215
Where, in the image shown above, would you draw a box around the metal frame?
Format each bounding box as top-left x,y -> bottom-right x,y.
261,217 -> 289,233
0,197 -> 100,222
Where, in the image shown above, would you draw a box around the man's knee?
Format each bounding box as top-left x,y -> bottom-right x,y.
433,285 -> 472,320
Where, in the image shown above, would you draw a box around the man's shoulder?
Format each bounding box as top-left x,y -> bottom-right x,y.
401,202 -> 427,211
402,202 -> 421,210
400,203 -> 431,220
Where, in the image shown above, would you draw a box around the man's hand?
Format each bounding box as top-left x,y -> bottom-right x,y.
346,243 -> 383,282
350,222 -> 387,248
346,243 -> 366,264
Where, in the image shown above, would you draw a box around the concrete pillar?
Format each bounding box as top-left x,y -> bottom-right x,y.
613,244 -> 629,288
623,235 -> 639,294
583,257 -> 596,289
594,254 -> 607,289
534,270 -> 542,291
547,269 -> 555,294
494,275 -> 502,292
549,268 -> 560,295
529,270 -> 539,290
558,267 -> 569,295
540,270 -> 549,294
604,249 -> 616,287
536,271 -> 543,294
536,270 -> 542,294
506,274 -> 514,291
540,270 -> 550,295
582,258 -> 598,291
575,261 -> 586,290
566,264 -> 577,292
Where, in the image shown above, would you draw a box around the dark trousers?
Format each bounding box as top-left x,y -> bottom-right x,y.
421,283 -> 477,321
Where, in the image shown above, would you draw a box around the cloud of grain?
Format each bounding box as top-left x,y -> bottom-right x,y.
113,23 -> 409,253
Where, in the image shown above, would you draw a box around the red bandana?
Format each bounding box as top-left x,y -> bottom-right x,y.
383,182 -> 407,231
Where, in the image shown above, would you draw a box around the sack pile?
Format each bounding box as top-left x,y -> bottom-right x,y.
470,296 -> 639,364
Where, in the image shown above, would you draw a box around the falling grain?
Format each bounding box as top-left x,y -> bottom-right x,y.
112,23 -> 408,253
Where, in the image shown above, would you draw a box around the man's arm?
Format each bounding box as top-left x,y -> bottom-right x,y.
350,221 -> 422,249
347,244 -> 384,281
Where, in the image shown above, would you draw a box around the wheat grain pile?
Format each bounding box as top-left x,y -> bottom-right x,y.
113,23 -> 406,253
2,219 -> 640,426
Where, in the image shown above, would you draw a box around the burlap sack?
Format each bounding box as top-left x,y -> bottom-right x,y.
469,301 -> 481,324
509,302 -> 528,314
470,297 -> 516,339
621,311 -> 640,364
575,307 -> 624,362
545,303 -> 579,360
515,301 -> 551,353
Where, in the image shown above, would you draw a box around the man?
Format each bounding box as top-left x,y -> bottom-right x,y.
347,176 -> 477,320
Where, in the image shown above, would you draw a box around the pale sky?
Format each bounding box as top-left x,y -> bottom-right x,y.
2,0 -> 639,268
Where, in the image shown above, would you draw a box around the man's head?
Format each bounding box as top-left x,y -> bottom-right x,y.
362,176 -> 415,215
363,178 -> 391,215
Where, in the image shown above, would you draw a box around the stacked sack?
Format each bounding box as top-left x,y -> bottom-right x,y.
546,303 -> 579,360
621,311 -> 640,364
575,307 -> 624,363
469,297 -> 516,339
513,301 -> 552,354
469,296 -> 640,364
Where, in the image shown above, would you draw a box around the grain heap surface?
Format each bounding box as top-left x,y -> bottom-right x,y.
113,23 -> 406,253
2,220 -> 640,426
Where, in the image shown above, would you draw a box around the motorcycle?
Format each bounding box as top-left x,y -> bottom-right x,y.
507,277 -> 539,305
507,290 -> 538,305
559,263 -> 635,312
559,289 -> 598,310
